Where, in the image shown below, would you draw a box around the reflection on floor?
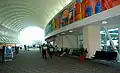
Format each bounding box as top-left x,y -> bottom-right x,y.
0,50 -> 120,73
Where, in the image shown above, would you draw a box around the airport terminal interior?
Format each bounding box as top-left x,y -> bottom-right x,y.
0,0 -> 120,73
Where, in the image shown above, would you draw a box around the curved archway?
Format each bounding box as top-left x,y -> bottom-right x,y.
19,26 -> 44,45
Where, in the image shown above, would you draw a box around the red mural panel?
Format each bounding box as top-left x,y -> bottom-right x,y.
102,0 -> 120,11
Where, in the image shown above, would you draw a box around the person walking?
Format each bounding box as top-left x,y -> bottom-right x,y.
39,45 -> 41,53
41,43 -> 47,59
54,45 -> 58,56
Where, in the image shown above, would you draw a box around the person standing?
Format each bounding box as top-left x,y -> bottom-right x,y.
39,45 -> 41,53
58,48 -> 62,56
24,45 -> 27,51
2,46 -> 5,63
27,46 -> 29,51
48,45 -> 54,59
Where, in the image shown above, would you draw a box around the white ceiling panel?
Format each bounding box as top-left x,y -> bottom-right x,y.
0,0 -> 72,43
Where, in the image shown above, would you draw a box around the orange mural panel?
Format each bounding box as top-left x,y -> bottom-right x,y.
75,14 -> 81,21
75,3 -> 81,15
62,9 -> 69,18
55,18 -> 60,30
75,2 -> 82,21
81,0 -> 86,18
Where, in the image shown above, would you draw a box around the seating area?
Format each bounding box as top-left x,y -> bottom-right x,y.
72,49 -> 81,56
92,51 -> 117,61
53,47 -> 118,62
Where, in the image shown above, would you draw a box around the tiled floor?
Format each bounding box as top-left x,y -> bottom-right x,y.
0,50 -> 120,73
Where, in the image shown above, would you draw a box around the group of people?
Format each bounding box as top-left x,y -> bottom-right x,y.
41,43 -> 54,59
41,42 -> 70,59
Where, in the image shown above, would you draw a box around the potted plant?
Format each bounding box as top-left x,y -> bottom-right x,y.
79,47 -> 88,62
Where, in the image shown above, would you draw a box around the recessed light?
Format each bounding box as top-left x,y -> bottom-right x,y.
102,21 -> 107,24
69,30 -> 73,32
62,33 -> 65,34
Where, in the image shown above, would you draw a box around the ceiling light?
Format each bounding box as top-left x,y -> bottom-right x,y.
102,21 -> 107,24
69,30 -> 73,32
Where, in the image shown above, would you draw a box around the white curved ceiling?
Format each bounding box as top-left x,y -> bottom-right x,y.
0,0 -> 72,43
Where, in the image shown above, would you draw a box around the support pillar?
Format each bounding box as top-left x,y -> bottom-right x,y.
118,27 -> 120,53
83,25 -> 100,58
76,35 -> 79,48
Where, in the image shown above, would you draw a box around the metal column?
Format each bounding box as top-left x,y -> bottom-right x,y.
118,27 -> 120,53
104,33 -> 107,51
62,35 -> 63,48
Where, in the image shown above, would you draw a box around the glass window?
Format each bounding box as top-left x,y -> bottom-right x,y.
100,27 -> 119,52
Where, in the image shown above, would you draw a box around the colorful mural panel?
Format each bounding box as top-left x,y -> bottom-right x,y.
45,0 -> 120,36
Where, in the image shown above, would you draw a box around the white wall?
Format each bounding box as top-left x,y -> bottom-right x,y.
55,35 -> 78,48
55,36 -> 63,48
62,35 -> 78,48
55,35 -> 78,54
